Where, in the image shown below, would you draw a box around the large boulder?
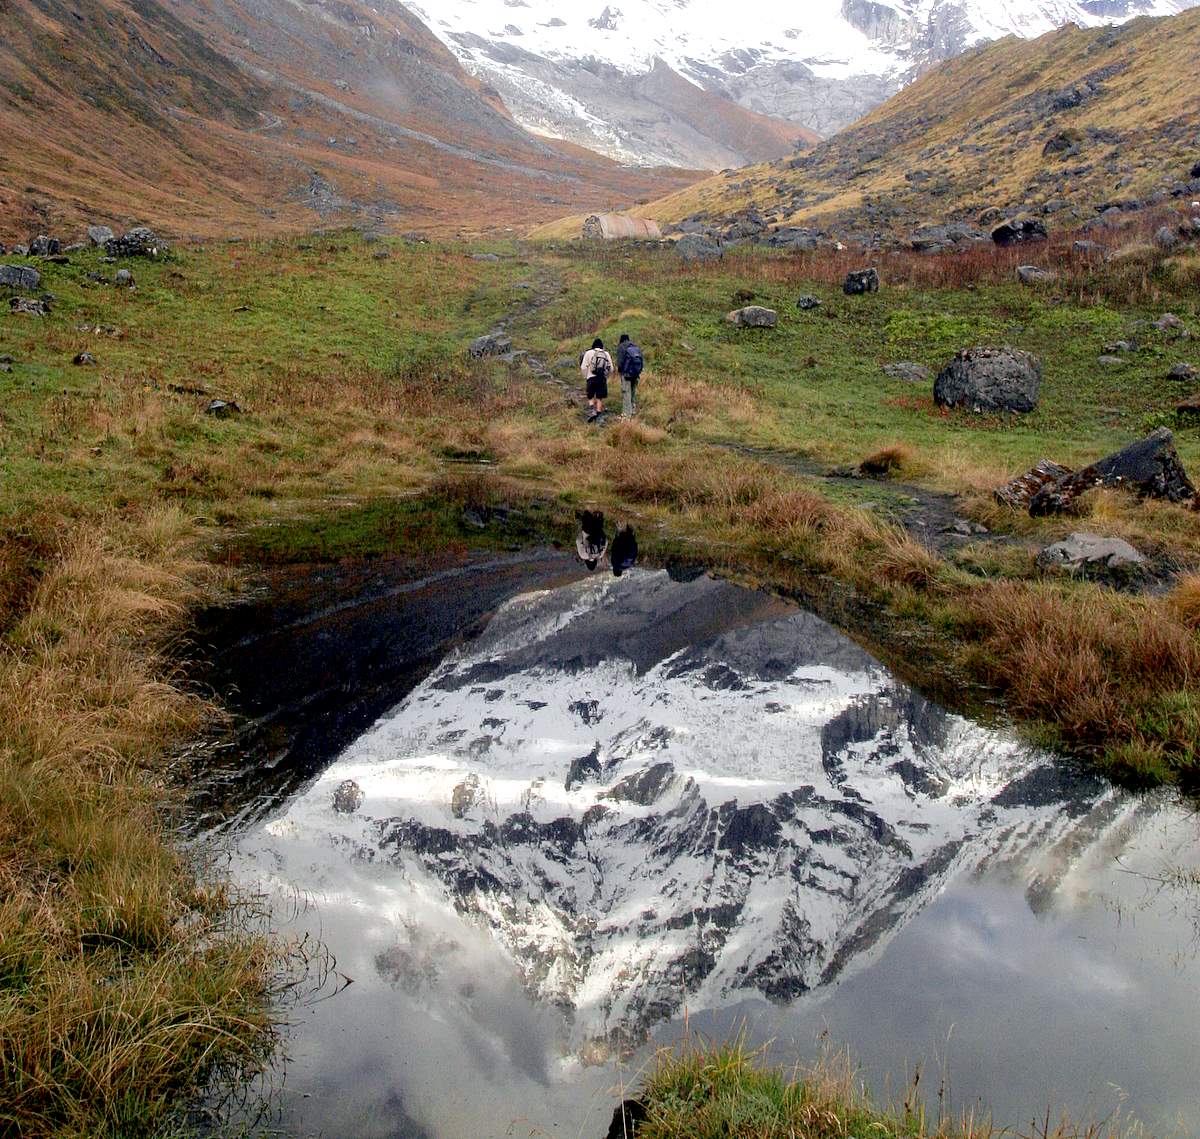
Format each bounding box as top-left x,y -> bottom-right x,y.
675,234 -> 722,263
1037,532 -> 1146,576
0,264 -> 41,290
934,347 -> 1042,413
105,226 -> 168,258
842,267 -> 879,295
1030,427 -> 1199,515
991,217 -> 1048,246
726,305 -> 777,328
87,225 -> 115,247
909,223 -> 983,254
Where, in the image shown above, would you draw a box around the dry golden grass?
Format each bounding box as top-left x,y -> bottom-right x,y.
1167,574 -> 1200,630
860,442 -> 920,479
0,506 -> 277,1138
608,420 -> 669,449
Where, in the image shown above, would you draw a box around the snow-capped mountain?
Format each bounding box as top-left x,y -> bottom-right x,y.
401,0 -> 1195,162
245,570 -> 1134,1055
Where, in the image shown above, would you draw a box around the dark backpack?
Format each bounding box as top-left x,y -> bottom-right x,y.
622,344 -> 644,379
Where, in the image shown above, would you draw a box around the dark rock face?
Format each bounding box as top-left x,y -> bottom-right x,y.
726,305 -> 777,328
796,294 -> 821,311
991,218 -> 1048,246
606,1099 -> 648,1139
73,352 -> 96,366
934,347 -> 1042,413
1168,363 -> 1198,381
105,227 -> 167,257
675,234 -> 722,263
9,296 -> 47,316
1030,428 -> 1199,515
842,267 -> 879,295
0,264 -> 41,290
204,398 -> 241,417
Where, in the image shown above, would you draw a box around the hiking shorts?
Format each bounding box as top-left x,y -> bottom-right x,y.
586,374 -> 609,400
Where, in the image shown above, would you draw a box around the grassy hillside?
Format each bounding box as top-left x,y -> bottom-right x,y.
0,0 -> 699,243
3,225 -> 1200,1133
641,9 -> 1200,237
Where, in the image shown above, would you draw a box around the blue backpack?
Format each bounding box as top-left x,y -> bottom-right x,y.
623,344 -> 644,379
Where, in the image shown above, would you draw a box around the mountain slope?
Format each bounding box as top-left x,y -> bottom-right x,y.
248,570 -> 1131,1053
0,0 -> 698,242
408,0 -> 1196,158
638,8 -> 1200,239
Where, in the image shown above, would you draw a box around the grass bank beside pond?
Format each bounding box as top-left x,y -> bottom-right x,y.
2,227 -> 1199,1133
626,1041 -> 1142,1139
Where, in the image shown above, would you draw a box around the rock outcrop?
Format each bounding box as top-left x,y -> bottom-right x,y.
934,347 -> 1042,413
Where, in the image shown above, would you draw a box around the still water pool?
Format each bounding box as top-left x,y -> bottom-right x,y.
219,565 -> 1200,1137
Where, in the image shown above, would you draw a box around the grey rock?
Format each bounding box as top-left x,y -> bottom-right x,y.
469,331 -> 513,358
105,227 -> 167,258
842,267 -> 879,295
1037,532 -> 1146,574
10,245 -> 27,256
909,223 -> 983,254
87,225 -> 115,247
726,306 -> 777,329
934,346 -> 1042,414
332,779 -> 364,814
760,226 -> 819,251
73,352 -> 96,366
1154,313 -> 1185,332
1169,363 -> 1198,381
1030,428 -> 1199,515
114,268 -> 134,287
1097,355 -> 1126,366
204,399 -> 241,417
372,249 -> 390,261
0,264 -> 41,290
1017,265 -> 1055,285
62,243 -> 85,254
1103,341 -> 1133,354
1072,239 -> 1106,259
883,362 -> 930,383
471,253 -> 501,262
796,295 -> 822,311
9,296 -> 46,316
675,234 -> 722,263
28,235 -> 60,257
1154,225 -> 1179,250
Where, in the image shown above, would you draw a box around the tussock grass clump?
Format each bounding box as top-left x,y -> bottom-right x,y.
631,1040 -> 1134,1139
1167,574 -> 1200,630
0,508 -> 277,1138
860,442 -> 919,479
608,420 -> 668,449
955,580 -> 1200,780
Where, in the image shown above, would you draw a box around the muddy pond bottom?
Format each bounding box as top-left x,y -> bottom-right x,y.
224,566 -> 1200,1138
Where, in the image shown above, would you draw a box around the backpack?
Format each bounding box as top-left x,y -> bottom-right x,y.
622,344 -> 644,379
590,351 -> 611,379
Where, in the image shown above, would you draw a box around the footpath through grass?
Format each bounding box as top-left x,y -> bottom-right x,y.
2,228 -> 1200,1133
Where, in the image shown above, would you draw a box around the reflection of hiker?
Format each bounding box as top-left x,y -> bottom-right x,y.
580,338 -> 613,422
614,333 -> 644,418
575,509 -> 608,571
610,524 -> 638,577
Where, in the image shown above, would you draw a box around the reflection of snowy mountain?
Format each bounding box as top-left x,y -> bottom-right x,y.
401,0 -> 1195,153
257,570 -> 1123,1051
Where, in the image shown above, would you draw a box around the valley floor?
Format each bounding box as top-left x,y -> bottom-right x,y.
1,229 -> 1199,1135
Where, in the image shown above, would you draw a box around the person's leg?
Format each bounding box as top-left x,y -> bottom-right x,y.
621,377 -> 632,417
630,378 -> 638,416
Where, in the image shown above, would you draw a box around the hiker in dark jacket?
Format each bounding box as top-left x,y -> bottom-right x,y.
610,523 -> 638,577
613,333 -> 645,418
